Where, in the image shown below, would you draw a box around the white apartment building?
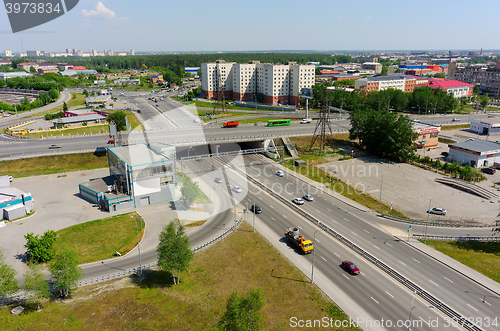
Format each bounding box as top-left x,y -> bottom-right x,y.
202,60 -> 315,105
4,50 -> 12,57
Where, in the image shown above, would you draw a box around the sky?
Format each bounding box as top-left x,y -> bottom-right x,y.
1,0 -> 499,53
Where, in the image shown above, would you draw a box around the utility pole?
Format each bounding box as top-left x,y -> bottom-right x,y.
378,174 -> 383,212
253,189 -> 256,232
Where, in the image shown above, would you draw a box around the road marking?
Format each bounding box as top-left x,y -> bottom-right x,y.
360,272 -> 365,276
321,256 -> 327,262
443,277 -> 453,283
316,209 -> 321,213
351,231 -> 358,236
297,226 -> 302,229
412,258 -> 420,264
343,274 -> 349,280
373,245 -> 380,250
399,261 -> 407,266
386,291 -> 394,298
343,218 -> 349,222
270,205 -> 274,209
467,304 -> 478,312
271,217 -> 275,221
327,208 -> 332,212
429,280 -> 439,286
331,220 -> 338,223
334,253 -> 340,257
283,215 -> 287,219
370,297 -> 379,304
316,239 -> 320,243
386,243 -> 393,247
363,229 -> 369,233
483,300 -> 491,306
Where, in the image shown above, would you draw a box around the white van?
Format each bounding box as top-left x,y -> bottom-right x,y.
300,118 -> 312,124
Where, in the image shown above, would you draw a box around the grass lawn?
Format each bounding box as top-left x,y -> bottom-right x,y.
0,222 -> 360,330
0,152 -> 108,178
53,212 -> 145,264
440,124 -> 470,130
24,124 -> 109,138
285,135 -> 407,218
177,172 -> 210,204
438,137 -> 456,144
33,93 -> 87,117
424,240 -> 500,283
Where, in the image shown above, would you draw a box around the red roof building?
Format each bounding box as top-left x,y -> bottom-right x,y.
416,78 -> 474,98
70,66 -> 86,70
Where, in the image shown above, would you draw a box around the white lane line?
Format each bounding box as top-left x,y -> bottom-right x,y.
363,229 -> 369,233
327,208 -> 332,212
297,226 -> 302,229
386,291 -> 394,299
386,243 -> 393,247
343,218 -> 349,222
331,219 -> 338,223
316,209 -> 321,213
443,277 -> 454,283
399,261 -> 407,267
483,300 -> 491,306
429,280 -> 439,287
373,245 -> 380,250
351,231 -> 358,236
258,197 -> 262,200
321,256 -> 327,262
360,272 -> 365,276
371,297 -> 379,304
343,274 -> 349,280
467,304 -> 478,312
270,205 -> 274,209
283,215 -> 287,219
271,217 -> 275,221
334,253 -> 340,257
412,258 -> 420,264
316,239 -> 320,243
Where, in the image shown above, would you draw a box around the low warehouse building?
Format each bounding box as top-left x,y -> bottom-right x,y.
0,176 -> 34,221
448,140 -> 500,167
469,118 -> 500,136
414,123 -> 440,148
79,143 -> 177,212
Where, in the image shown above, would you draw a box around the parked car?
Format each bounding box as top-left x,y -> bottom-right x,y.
428,207 -> 447,215
412,119 -> 421,123
250,205 -> 262,214
276,170 -> 284,177
49,144 -> 61,149
342,260 -> 360,275
303,194 -> 314,201
214,177 -> 223,183
441,152 -> 449,157
232,186 -> 243,193
482,167 -> 496,175
292,197 -> 304,205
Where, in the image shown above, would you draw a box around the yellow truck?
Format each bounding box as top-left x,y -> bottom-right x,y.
284,227 -> 314,254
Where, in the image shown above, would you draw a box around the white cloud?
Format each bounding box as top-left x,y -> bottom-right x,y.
81,2 -> 116,20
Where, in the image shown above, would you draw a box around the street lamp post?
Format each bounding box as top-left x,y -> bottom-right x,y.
424,198 -> 432,244
407,304 -> 437,331
253,189 -> 256,233
311,224 -> 324,284
130,215 -> 143,276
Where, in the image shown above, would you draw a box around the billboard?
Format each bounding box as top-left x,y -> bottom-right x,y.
301,88 -> 313,99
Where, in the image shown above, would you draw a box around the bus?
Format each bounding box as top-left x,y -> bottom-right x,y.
267,119 -> 291,127
223,121 -> 239,128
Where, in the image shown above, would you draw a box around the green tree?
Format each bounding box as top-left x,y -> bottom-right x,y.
106,111 -> 127,131
218,288 -> 265,331
48,88 -> 59,100
156,221 -> 194,285
141,64 -> 148,71
62,101 -> 68,112
29,66 -> 37,74
349,109 -> 417,162
24,230 -> 57,263
50,247 -> 83,298
82,89 -> 89,97
180,176 -> 199,207
480,95 -> 489,110
315,67 -> 321,76
0,248 -> 18,298
380,66 -> 388,76
22,261 -> 50,310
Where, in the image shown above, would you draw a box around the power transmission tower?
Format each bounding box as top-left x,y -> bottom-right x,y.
308,85 -> 333,155
212,63 -> 227,124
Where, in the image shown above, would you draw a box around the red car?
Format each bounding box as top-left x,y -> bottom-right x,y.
342,260 -> 360,275
107,139 -> 115,144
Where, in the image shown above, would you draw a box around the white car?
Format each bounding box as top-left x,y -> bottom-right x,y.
276,170 -> 284,177
303,194 -> 313,201
428,207 -> 447,216
232,186 -> 243,193
292,198 -> 305,205
300,118 -> 312,124
452,118 -> 460,122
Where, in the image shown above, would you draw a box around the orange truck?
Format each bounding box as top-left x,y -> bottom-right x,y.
284,227 -> 314,254
223,121 -> 239,128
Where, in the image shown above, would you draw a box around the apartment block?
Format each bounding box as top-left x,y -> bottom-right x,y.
26,50 -> 41,57
202,60 -> 315,105
355,76 -> 416,95
417,78 -> 474,98
448,61 -> 500,96
4,50 -> 12,57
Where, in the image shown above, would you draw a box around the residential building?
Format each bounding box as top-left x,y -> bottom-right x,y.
16,62 -> 39,71
26,50 -> 41,57
361,62 -> 383,74
202,60 -> 315,105
116,52 -> 127,56
92,50 -> 98,57
354,76 -> 416,95
448,61 -> 500,96
4,50 -> 12,57
38,67 -> 59,74
131,49 -> 135,56
414,123 -> 440,148
0,61 -> 12,66
416,78 -> 474,98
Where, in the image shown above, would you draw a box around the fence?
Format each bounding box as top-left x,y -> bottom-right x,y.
412,234 -> 500,242
380,213 -> 496,228
218,156 -> 482,331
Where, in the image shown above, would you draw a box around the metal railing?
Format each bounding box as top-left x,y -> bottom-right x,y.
412,234 -> 500,242
380,213 -> 496,228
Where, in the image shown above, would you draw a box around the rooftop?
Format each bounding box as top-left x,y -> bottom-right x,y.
109,143 -> 172,167
423,79 -> 474,89
450,140 -> 500,154
52,114 -> 106,124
